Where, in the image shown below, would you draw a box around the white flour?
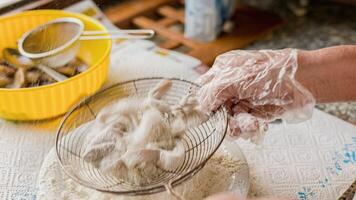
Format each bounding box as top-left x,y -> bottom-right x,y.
38,150 -> 242,200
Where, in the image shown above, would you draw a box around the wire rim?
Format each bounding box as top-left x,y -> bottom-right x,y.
55,77 -> 228,195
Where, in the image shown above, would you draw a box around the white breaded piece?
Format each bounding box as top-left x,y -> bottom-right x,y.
158,140 -> 185,171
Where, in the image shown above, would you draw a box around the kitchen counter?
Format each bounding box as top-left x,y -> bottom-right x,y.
241,0 -> 356,125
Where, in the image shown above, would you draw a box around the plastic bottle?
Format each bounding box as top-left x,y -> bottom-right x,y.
184,0 -> 236,42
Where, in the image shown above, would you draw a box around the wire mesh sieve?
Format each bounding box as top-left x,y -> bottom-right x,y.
55,77 -> 228,196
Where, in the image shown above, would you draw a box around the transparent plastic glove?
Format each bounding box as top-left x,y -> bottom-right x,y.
196,49 -> 315,141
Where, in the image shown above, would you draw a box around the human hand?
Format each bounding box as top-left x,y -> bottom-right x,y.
196,49 -> 315,142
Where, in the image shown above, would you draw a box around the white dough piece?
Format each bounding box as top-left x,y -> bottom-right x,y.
158,140 -> 185,171
81,80 -> 207,185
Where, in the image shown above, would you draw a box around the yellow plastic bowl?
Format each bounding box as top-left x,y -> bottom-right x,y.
0,10 -> 111,121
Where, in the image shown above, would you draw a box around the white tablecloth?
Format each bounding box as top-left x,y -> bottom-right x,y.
237,109 -> 356,199
0,3 -> 355,194
0,42 -> 355,200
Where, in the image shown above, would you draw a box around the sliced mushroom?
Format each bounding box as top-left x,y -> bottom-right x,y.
26,69 -> 42,84
40,73 -> 55,82
55,65 -> 76,76
2,48 -> 35,69
39,72 -> 56,86
11,68 -> 26,88
0,64 -> 16,76
0,75 -> 11,87
72,58 -> 88,73
1,47 -> 87,88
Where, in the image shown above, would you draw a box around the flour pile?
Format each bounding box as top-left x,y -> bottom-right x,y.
38,150 -> 243,200
81,79 -> 207,185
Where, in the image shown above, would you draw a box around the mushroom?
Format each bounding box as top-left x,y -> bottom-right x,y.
0,64 -> 16,76
1,48 -> 88,88
70,58 -> 88,73
2,48 -> 33,88
55,65 -> 76,76
10,68 -> 26,88
38,72 -> 56,86
25,69 -> 42,84
2,48 -> 34,69
0,75 -> 11,87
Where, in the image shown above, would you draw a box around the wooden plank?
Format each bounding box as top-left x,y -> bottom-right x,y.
157,17 -> 177,26
133,16 -> 201,49
159,40 -> 181,49
157,6 -> 185,23
104,0 -> 173,26
104,1 -> 283,66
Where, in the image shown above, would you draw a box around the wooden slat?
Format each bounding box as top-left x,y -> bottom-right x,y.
157,17 -> 177,26
104,0 -> 173,26
133,16 -> 201,49
159,40 -> 181,49
104,1 -> 283,66
157,6 -> 185,23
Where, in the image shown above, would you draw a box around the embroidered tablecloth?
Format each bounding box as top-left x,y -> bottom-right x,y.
236,110 -> 356,199
1,42 -> 355,199
0,1 -> 355,199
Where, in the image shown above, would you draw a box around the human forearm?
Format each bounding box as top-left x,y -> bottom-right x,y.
296,45 -> 356,103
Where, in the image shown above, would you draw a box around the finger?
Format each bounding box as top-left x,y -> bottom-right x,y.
195,65 -> 221,85
231,100 -> 253,114
228,113 -> 268,142
249,104 -> 284,121
196,72 -> 214,86
228,113 -> 256,139
198,82 -> 237,113
232,100 -> 285,122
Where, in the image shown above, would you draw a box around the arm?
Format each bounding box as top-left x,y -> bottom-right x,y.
197,46 -> 355,139
297,45 -> 356,103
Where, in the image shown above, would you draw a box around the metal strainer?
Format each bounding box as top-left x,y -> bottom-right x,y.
55,77 -> 228,196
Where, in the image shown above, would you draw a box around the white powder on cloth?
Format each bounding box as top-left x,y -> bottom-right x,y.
38,149 -> 243,200
78,79 -> 207,186
41,79 -> 248,200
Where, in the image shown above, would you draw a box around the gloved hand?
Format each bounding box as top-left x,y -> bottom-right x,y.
196,49 -> 315,142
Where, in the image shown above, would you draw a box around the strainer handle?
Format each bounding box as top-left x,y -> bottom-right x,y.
37,64 -> 68,82
80,29 -> 155,40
